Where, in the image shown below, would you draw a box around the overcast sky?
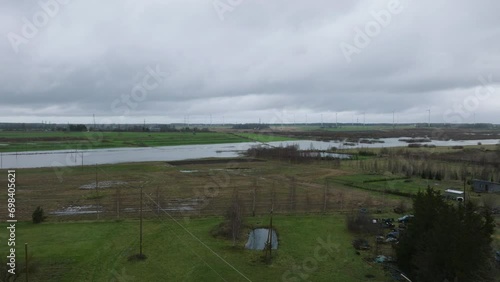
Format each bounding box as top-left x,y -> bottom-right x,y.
1,0 -> 499,124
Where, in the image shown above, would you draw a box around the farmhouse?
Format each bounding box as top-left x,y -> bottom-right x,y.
472,179 -> 500,193
443,189 -> 464,201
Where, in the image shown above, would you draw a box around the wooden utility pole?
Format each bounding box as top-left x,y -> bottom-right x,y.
25,243 -> 28,282
323,181 -> 328,213
95,164 -> 99,220
265,199 -> 274,263
463,176 -> 467,202
289,177 -> 294,212
252,178 -> 257,217
156,186 -> 160,214
116,187 -> 121,219
140,184 -> 143,257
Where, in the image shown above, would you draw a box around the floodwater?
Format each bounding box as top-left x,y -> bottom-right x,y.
50,205 -> 100,216
245,228 -> 278,250
0,138 -> 498,169
79,180 -> 128,190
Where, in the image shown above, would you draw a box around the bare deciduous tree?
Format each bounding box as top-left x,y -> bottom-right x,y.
226,189 -> 244,246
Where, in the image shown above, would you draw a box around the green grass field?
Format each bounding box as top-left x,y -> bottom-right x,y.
0,216 -> 387,282
230,132 -> 295,143
0,131 -> 294,153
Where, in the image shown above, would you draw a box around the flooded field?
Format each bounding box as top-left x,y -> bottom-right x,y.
1,138 -> 498,169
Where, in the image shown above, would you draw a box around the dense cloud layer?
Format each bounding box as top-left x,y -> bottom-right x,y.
1,0 -> 499,124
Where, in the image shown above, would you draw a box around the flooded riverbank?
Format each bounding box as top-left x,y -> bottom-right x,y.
0,138 -> 498,169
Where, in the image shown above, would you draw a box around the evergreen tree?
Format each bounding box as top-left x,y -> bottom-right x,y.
396,188 -> 495,281
32,206 -> 47,224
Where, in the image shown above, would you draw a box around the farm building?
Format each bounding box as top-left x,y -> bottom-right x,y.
443,189 -> 464,201
472,179 -> 500,193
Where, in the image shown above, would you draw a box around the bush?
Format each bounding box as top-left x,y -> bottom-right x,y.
358,150 -> 377,156
352,238 -> 370,250
394,200 -> 408,214
32,206 -> 46,224
346,212 -> 379,235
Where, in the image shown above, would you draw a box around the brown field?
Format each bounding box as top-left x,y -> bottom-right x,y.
4,158 -> 406,222
258,127 -> 500,141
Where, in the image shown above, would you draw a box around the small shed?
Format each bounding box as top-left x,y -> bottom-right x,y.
472,179 -> 500,193
443,189 -> 464,201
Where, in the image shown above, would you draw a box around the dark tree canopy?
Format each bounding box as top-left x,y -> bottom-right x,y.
396,188 -> 495,282
32,206 -> 47,224
68,124 -> 88,131
232,123 -> 270,130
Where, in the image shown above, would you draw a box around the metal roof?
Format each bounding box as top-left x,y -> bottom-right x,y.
444,189 -> 464,195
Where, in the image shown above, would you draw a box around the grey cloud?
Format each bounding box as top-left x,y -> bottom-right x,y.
0,0 -> 499,123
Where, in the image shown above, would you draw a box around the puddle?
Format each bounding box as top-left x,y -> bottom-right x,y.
161,205 -> 195,211
209,168 -> 253,175
50,205 -> 102,216
180,170 -> 199,173
163,198 -> 201,211
210,168 -> 252,171
124,205 -> 195,213
245,228 -> 278,250
79,180 -> 128,189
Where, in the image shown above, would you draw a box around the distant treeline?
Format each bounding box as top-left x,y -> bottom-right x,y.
414,123 -> 495,129
1,122 -> 497,131
0,123 -> 211,133
246,145 -> 342,166
232,123 -> 270,130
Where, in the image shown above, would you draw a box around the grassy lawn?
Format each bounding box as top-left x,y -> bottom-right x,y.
0,131 -> 294,153
0,216 -> 387,282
